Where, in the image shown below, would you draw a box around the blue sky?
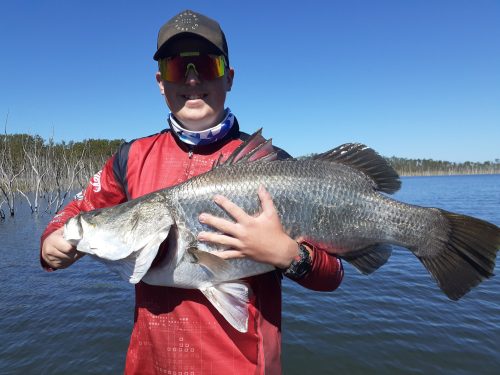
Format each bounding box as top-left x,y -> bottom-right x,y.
1,0 -> 499,162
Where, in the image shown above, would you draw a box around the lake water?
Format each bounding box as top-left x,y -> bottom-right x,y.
1,175 -> 499,374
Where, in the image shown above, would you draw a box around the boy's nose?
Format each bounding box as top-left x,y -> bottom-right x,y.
185,64 -> 201,85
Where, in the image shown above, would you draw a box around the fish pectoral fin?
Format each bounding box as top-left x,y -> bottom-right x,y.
341,244 -> 393,275
187,247 -> 231,279
200,282 -> 250,333
89,252 -> 136,283
128,240 -> 166,284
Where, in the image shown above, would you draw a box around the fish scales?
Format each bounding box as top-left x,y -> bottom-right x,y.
176,160 -> 380,251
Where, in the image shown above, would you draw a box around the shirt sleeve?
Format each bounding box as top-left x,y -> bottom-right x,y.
292,242 -> 344,292
40,154 -> 127,270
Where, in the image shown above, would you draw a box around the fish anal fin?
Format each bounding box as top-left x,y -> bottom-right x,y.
201,282 -> 250,332
341,244 -> 393,274
312,143 -> 401,194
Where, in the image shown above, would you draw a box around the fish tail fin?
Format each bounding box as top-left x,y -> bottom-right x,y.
200,282 -> 250,333
418,209 -> 500,300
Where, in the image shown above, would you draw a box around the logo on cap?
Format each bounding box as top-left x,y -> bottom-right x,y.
174,10 -> 199,32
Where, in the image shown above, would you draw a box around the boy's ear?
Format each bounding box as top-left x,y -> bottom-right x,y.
156,72 -> 165,95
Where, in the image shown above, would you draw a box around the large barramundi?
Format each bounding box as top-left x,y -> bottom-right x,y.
64,130 -> 500,332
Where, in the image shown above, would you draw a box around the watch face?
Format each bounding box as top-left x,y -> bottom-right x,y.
284,244 -> 312,279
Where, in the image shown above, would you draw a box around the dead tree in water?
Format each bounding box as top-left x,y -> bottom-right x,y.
58,141 -> 87,212
0,114 -> 24,216
44,139 -> 88,213
18,134 -> 48,213
0,199 -> 6,220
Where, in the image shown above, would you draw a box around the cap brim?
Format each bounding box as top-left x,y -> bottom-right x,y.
154,33 -> 225,61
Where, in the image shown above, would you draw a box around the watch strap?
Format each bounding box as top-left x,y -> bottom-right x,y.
283,242 -> 312,280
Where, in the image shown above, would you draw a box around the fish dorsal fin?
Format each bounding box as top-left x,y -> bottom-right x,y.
212,128 -> 278,169
312,143 -> 401,194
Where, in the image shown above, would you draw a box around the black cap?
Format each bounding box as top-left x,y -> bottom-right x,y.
154,10 -> 229,65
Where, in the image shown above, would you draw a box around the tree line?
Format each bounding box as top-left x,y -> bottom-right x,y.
1,133 -> 498,218
385,156 -> 500,176
0,133 -> 123,217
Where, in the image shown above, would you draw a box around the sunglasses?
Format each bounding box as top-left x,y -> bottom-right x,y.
159,52 -> 226,83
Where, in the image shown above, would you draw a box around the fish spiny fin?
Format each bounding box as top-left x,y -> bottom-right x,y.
416,209 -> 500,300
200,282 -> 250,332
211,152 -> 225,168
212,128 -> 278,169
312,143 -> 401,194
341,244 -> 393,274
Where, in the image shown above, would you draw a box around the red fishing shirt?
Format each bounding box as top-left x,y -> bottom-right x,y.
41,121 -> 344,374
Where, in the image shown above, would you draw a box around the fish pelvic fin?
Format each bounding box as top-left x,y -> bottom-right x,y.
417,209 -> 500,300
187,247 -> 232,280
212,128 -> 278,169
200,282 -> 250,333
341,244 -> 393,274
311,143 -> 401,194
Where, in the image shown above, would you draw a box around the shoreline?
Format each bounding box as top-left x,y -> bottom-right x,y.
399,172 -> 500,177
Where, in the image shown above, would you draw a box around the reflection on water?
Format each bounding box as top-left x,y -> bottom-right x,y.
1,175 -> 499,374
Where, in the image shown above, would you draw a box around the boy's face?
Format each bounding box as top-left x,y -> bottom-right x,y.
156,38 -> 234,131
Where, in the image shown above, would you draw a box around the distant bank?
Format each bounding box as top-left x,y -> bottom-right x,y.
385,156 -> 500,176
399,172 -> 500,177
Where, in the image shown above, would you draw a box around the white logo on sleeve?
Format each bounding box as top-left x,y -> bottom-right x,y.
91,171 -> 102,193
74,191 -> 84,201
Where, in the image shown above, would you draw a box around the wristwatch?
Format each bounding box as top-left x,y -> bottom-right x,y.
283,242 -> 312,280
